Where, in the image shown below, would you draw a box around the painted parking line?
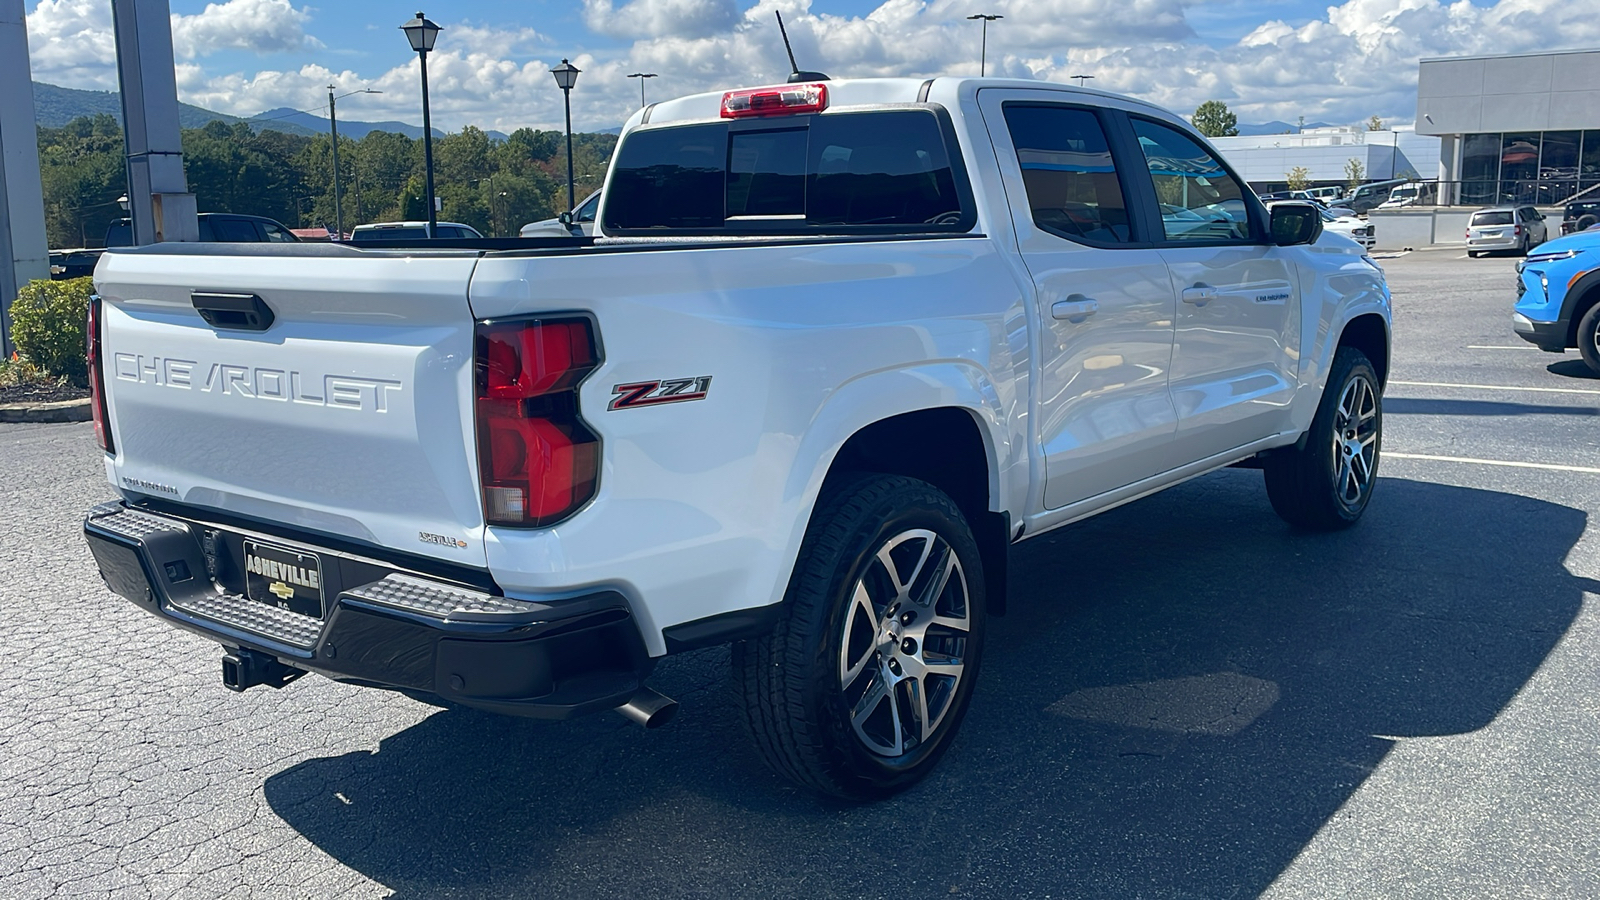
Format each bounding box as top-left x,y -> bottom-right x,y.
1389,380 -> 1600,397
1387,451 -> 1600,475
1465,345 -> 1539,350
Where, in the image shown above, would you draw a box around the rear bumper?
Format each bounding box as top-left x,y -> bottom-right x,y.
83,501 -> 653,719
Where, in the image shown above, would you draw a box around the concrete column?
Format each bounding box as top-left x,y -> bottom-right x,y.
112,0 -> 197,245
0,0 -> 49,355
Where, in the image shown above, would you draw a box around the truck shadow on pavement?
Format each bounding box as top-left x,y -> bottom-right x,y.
264,471 -> 1591,899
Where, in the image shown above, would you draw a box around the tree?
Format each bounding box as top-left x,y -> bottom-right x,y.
1367,115 -> 1384,132
1191,101 -> 1239,138
1285,167 -> 1311,191
1344,158 -> 1366,191
35,113 -> 619,245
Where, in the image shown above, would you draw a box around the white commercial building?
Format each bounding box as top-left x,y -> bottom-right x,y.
1211,128 -> 1440,192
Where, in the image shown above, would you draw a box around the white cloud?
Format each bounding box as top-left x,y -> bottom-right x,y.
25,0 -> 1600,135
25,0 -> 317,91
170,0 -> 319,59
25,0 -> 119,89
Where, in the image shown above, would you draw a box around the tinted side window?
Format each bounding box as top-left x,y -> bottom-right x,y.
212,218 -> 262,242
1131,119 -> 1251,242
260,221 -> 296,242
602,110 -> 968,233
1002,105 -> 1131,244
574,192 -> 600,223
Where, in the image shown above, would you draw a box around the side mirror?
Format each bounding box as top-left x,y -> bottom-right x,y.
558,211 -> 575,227
1271,202 -> 1323,247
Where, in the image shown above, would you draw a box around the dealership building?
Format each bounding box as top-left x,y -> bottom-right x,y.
1417,47 -> 1600,207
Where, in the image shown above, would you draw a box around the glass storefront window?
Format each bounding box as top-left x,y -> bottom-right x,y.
1582,131 -> 1600,182
1538,131 -> 1581,205
1501,132 -> 1540,204
1461,132 -> 1500,206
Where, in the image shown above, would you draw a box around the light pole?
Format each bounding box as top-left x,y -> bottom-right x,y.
627,72 -> 657,107
552,59 -> 581,213
400,12 -> 441,237
1070,74 -> 1094,87
327,85 -> 381,240
967,14 -> 1002,77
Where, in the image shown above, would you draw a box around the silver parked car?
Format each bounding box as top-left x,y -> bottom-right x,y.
1466,205 -> 1548,257
520,190 -> 600,238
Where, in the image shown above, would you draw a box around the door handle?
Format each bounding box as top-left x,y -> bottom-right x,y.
1051,296 -> 1099,322
1181,286 -> 1218,305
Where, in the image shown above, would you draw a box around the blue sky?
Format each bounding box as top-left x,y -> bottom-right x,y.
24,0 -> 1600,134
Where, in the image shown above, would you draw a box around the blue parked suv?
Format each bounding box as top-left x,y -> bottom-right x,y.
1514,230 -> 1600,373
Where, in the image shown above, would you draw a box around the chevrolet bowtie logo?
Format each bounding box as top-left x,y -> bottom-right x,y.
269,581 -> 295,600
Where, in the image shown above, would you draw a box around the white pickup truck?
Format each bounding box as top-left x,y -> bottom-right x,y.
84,77 -> 1390,799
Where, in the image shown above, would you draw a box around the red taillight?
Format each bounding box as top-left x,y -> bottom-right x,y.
1513,225 -> 1522,236
721,83 -> 828,118
475,318 -> 599,526
86,296 -> 114,454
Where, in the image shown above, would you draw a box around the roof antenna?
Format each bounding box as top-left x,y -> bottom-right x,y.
775,11 -> 829,83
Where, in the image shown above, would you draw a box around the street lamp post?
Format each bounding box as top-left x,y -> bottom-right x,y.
327,85 -> 381,240
967,14 -> 1002,77
401,12 -> 442,237
627,72 -> 657,107
552,59 -> 582,213
1070,74 -> 1094,87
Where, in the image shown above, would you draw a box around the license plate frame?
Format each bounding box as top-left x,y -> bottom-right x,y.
242,540 -> 326,619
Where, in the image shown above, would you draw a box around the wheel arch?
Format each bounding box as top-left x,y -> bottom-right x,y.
823,407 -> 1013,616
1563,268 -> 1600,349
1336,312 -> 1391,388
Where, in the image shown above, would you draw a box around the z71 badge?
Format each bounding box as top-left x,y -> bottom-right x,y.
609,376 -> 712,410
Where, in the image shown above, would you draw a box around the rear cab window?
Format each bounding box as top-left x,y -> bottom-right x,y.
602,108 -> 974,236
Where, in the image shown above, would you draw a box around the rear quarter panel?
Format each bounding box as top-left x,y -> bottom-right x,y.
469,238 -> 1028,653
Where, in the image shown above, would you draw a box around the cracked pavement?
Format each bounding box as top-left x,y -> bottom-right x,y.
4,251 -> 1600,898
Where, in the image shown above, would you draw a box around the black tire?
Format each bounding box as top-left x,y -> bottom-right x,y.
1264,346 -> 1382,530
1577,214 -> 1598,232
732,473 -> 986,800
1577,302 -> 1600,377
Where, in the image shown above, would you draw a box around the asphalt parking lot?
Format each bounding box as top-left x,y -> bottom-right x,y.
5,248 -> 1600,899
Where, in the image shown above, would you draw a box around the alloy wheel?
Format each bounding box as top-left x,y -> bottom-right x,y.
838,529 -> 971,758
1330,373 -> 1380,512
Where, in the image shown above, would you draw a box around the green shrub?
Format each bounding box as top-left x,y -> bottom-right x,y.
10,277 -> 90,386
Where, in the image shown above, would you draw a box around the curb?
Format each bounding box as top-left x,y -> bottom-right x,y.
0,397 -> 92,423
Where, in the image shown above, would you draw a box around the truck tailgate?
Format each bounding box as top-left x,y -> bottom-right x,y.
94,248 -> 488,567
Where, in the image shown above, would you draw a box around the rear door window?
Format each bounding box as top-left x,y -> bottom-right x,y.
1130,118 -> 1253,243
1001,105 -> 1132,244
602,109 -> 971,235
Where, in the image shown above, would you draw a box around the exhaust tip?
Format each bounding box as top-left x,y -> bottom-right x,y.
616,686 -> 678,729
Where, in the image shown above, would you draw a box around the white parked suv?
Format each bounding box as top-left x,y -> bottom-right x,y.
84,77 -> 1390,799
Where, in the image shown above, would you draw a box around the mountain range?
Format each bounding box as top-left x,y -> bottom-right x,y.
1236,120 -> 1339,136
31,81 -> 457,140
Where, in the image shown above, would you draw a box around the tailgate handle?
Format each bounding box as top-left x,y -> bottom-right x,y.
192,292 -> 275,332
